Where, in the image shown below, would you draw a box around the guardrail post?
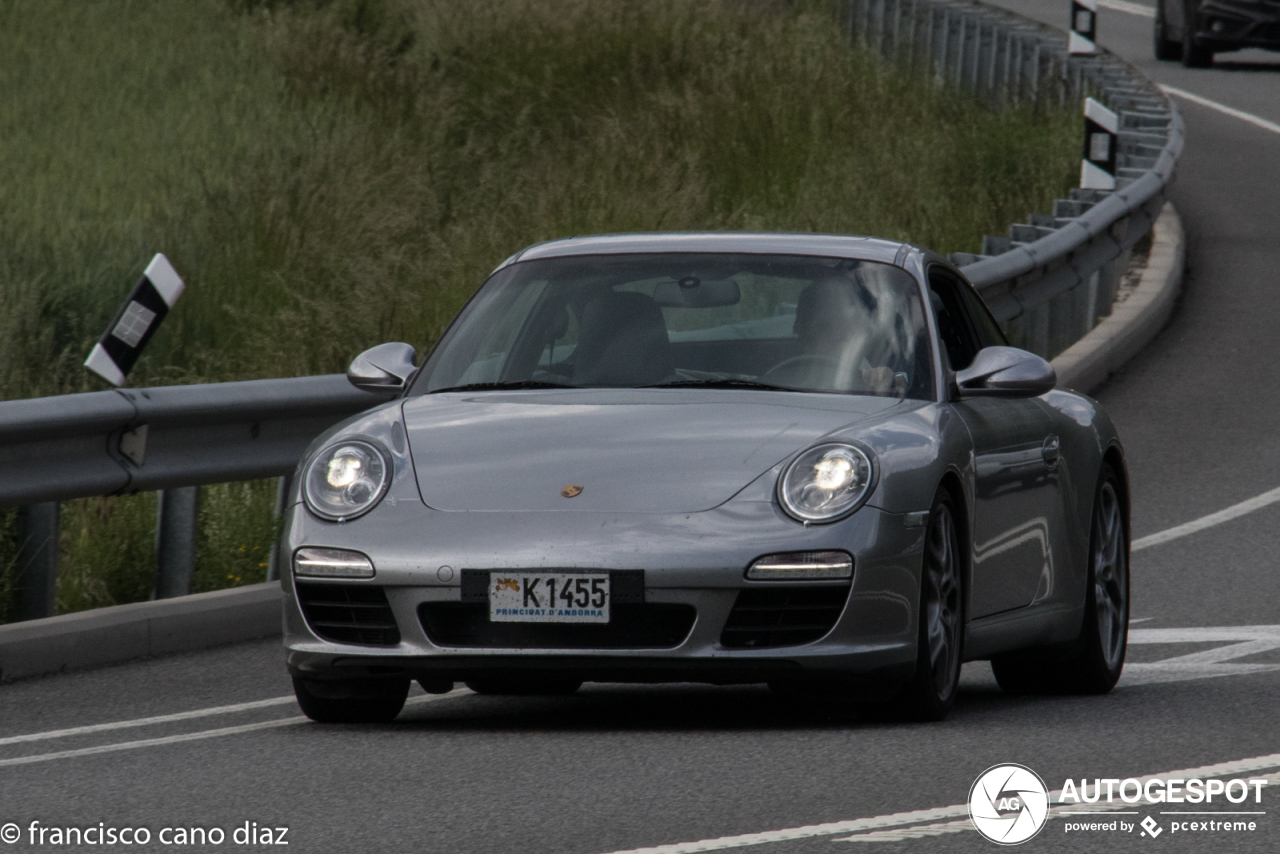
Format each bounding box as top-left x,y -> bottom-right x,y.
265,475 -> 293,583
1008,34 -> 1021,103
1048,290 -> 1072,357
888,0 -> 900,58
922,4 -> 934,76
905,0 -> 918,69
154,486 -> 199,599
1029,43 -> 1041,102
1095,250 -> 1126,320
15,502 -> 59,621
1084,270 -> 1101,333
938,10 -> 951,83
1027,302 -> 1051,357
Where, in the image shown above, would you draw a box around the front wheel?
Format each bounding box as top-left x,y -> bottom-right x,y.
1182,22 -> 1213,66
1154,0 -> 1182,60
993,463 -> 1129,694
889,488 -> 964,721
292,676 -> 409,723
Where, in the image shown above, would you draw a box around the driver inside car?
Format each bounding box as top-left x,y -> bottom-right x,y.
788,275 -> 909,395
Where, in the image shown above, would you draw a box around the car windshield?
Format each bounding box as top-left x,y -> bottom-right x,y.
415,252 -> 935,399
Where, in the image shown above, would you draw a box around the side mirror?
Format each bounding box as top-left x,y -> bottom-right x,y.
955,346 -> 1056,398
347,342 -> 417,393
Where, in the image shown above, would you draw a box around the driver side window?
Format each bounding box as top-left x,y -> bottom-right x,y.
927,270 -> 980,371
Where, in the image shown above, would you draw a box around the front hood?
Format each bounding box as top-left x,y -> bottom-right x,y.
403,389 -> 902,513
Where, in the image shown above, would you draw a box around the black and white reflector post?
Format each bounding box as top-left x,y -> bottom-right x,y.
1069,0 -> 1098,54
84,253 -> 185,386
1081,97 -> 1119,191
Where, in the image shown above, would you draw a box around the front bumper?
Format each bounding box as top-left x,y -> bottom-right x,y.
1193,0 -> 1280,51
282,498 -> 927,687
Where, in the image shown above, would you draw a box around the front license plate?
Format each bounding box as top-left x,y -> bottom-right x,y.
488,573 -> 610,623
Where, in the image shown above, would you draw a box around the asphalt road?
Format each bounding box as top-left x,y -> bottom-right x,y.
2,5 -> 1279,853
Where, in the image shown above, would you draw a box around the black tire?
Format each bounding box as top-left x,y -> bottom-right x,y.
1154,0 -> 1183,60
465,676 -> 582,696
1182,17 -> 1213,67
888,487 -> 964,721
292,676 -> 409,723
992,464 -> 1129,695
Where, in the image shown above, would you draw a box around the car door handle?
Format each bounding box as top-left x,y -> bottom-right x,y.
1042,434 -> 1060,468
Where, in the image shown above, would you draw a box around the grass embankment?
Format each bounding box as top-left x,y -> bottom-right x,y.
0,0 -> 1080,619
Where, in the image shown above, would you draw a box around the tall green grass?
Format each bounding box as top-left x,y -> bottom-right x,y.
0,0 -> 1080,616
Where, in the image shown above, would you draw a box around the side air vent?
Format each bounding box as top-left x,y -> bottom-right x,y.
720,585 -> 851,649
296,583 -> 401,646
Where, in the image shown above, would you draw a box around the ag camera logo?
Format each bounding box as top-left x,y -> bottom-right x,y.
969,764 -> 1050,845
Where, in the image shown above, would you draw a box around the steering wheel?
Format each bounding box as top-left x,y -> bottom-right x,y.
759,354 -> 838,384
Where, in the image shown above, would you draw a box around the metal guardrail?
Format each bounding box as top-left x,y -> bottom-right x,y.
1,0 -> 1181,622
1,377 -> 392,619
846,0 -> 1183,359
0,375 -> 391,506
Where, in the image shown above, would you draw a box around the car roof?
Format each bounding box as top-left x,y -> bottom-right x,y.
502,232 -> 909,269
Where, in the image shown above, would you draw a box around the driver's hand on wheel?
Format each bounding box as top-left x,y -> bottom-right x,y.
860,366 -> 895,391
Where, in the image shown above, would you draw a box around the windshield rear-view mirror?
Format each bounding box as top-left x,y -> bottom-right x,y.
652,278 -> 741,308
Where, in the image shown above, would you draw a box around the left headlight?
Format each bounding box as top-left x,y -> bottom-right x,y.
779,442 -> 877,523
303,439 -> 391,522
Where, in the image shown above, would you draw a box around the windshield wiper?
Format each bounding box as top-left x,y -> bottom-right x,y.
641,378 -> 792,392
428,380 -> 576,394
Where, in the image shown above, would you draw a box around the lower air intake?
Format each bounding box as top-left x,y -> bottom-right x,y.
296,583 -> 401,646
720,585 -> 851,649
419,602 -> 696,650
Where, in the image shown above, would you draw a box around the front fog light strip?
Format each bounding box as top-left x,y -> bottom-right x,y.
293,547 -> 375,579
747,551 -> 853,580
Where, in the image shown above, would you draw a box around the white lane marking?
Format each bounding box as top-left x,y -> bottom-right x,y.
842,819 -> 972,843
1132,485 -> 1280,551
1160,85 -> 1280,137
0,692 -> 468,768
0,717 -> 306,768
839,767 -> 1280,842
1130,625 -> 1280,642
1124,625 -> 1280,685
600,752 -> 1280,853
0,695 -> 297,747
1097,0 -> 1155,17
597,806 -> 972,854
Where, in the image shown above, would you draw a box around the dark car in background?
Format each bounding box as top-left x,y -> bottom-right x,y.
1156,0 -> 1280,66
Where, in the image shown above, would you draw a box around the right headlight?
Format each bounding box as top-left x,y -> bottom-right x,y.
303,439 -> 391,522
779,442 -> 877,523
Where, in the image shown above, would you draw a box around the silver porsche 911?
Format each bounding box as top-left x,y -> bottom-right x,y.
281,233 -> 1131,723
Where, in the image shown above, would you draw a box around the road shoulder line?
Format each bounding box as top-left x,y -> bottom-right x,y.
1161,86 -> 1280,137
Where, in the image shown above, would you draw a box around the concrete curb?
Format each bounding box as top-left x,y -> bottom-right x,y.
1052,202 -> 1185,394
0,582 -> 280,682
0,207 -> 1184,683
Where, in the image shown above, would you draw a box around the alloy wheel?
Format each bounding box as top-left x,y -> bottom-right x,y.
1092,481 -> 1128,671
924,502 -> 962,696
